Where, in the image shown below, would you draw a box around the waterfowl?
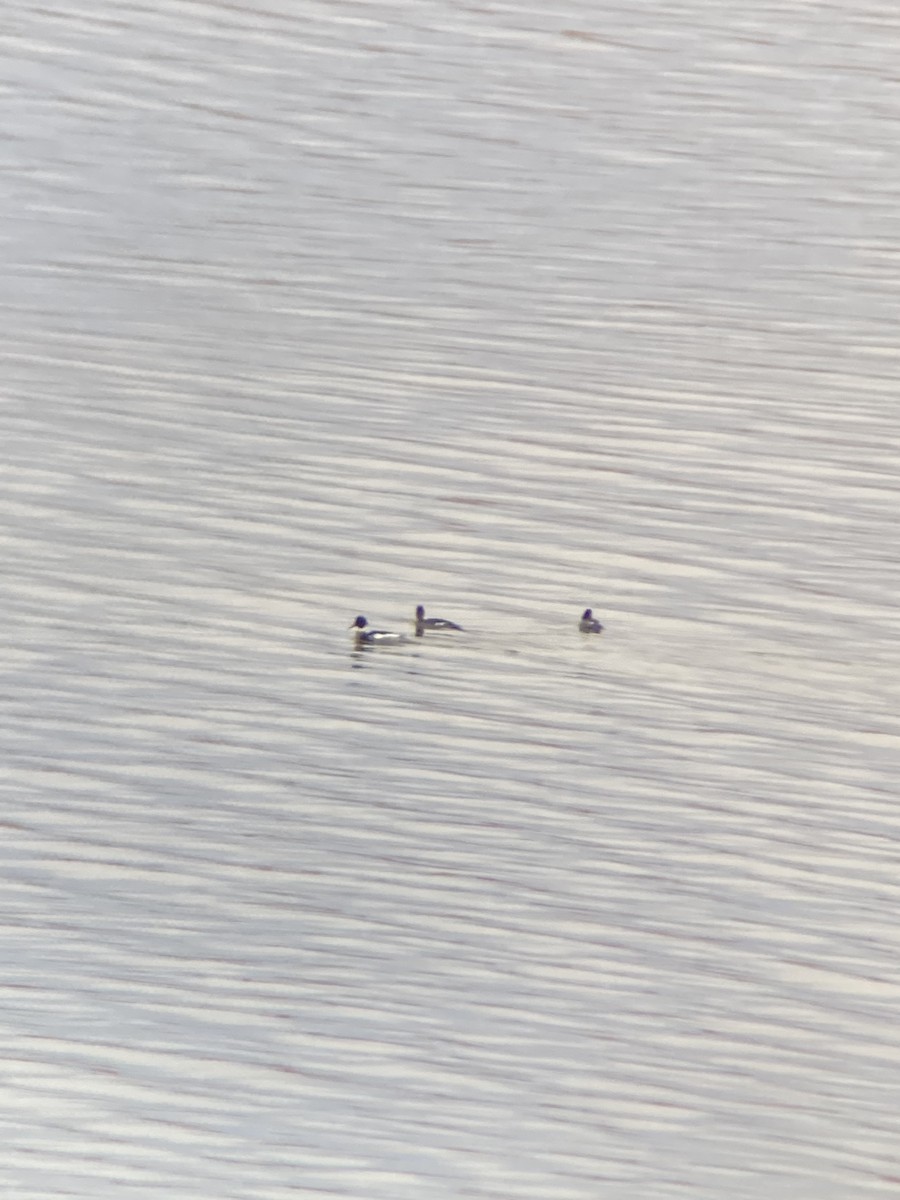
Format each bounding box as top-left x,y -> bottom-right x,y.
414,604 -> 464,637
579,608 -> 604,633
349,616 -> 407,645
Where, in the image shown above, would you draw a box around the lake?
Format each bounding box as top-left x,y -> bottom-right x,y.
2,1 -> 900,1197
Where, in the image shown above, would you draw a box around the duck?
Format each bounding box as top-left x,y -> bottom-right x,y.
579,608 -> 604,633
414,604 -> 464,637
349,616 -> 407,645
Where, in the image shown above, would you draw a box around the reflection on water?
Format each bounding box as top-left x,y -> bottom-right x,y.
3,0 -> 900,1196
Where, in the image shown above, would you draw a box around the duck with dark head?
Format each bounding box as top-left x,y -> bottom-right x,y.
414,605 -> 464,637
579,608 -> 604,634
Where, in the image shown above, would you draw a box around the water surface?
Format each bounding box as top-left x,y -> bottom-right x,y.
3,1 -> 900,1197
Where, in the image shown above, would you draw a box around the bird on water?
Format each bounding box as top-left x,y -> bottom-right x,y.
579,608 -> 604,633
414,605 -> 464,637
349,616 -> 407,645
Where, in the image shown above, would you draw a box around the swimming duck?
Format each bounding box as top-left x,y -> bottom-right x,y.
349,616 -> 407,645
414,605 -> 464,637
579,608 -> 604,633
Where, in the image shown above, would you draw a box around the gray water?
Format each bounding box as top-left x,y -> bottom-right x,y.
3,2 -> 900,1197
